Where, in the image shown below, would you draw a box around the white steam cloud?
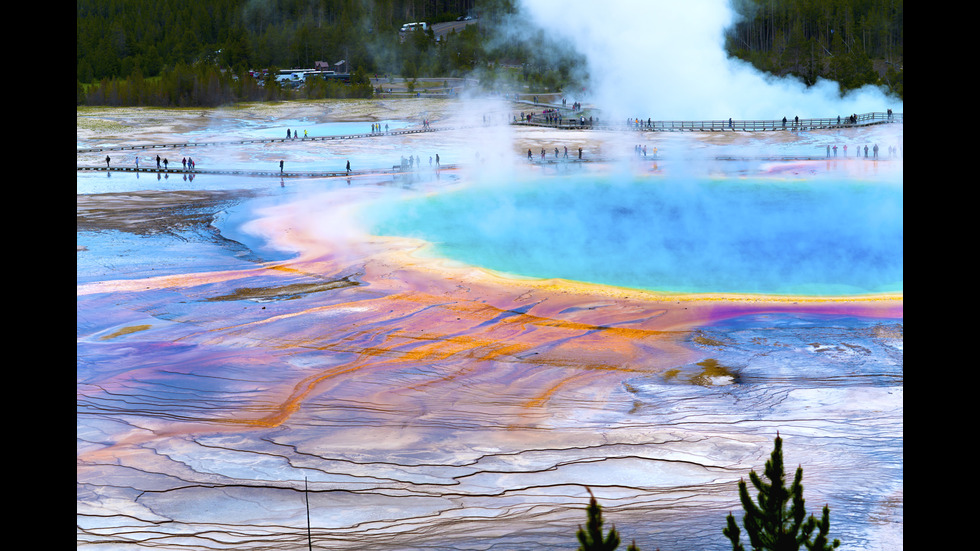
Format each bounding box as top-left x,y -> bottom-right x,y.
518,0 -> 902,121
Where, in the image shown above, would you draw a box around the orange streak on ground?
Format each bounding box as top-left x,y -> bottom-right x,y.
80,185 -> 902,437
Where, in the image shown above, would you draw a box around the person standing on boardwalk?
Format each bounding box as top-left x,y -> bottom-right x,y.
105,155 -> 110,168
156,155 -> 161,169
346,160 -> 351,174
163,158 -> 168,170
280,160 -> 284,173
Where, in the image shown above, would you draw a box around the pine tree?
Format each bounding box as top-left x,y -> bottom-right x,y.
723,433 -> 841,551
577,488 -> 622,551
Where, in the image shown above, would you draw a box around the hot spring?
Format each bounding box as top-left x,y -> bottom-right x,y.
363,169 -> 903,297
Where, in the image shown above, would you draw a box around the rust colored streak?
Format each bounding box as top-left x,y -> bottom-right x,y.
217,292 -> 701,428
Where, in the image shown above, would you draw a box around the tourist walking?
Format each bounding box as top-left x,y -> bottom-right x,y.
105,155 -> 110,168
280,160 -> 284,173
346,160 -> 351,174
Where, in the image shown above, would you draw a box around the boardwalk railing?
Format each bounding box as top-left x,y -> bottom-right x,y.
76,127 -> 440,154
516,111 -> 902,132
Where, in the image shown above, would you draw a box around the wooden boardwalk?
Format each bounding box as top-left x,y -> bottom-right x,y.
76,126 -> 441,154
77,110 -> 901,177
79,154 -> 898,179
77,112 -> 902,156
77,164 -> 460,178
514,110 -> 902,132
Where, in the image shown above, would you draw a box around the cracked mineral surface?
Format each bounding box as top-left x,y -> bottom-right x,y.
78,99 -> 901,550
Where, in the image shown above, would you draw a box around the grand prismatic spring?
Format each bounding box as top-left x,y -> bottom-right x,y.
77,6 -> 901,546
77,96 -> 902,550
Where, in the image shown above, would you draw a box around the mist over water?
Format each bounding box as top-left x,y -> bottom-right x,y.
358,1 -> 903,298
366,173 -> 903,296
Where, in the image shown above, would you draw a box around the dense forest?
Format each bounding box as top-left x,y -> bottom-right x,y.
77,0 -> 902,107
726,0 -> 902,98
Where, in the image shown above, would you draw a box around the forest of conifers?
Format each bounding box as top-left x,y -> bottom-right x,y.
76,0 -> 902,107
726,0 -> 902,97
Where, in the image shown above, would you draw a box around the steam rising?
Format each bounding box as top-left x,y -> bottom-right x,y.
366,174 -> 903,296
517,0 -> 902,121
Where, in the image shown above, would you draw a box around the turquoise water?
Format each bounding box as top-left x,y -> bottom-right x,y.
365,173 -> 903,296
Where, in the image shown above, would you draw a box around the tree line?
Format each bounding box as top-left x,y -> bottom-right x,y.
726,0 -> 902,98
77,0 -> 559,106
77,0 -> 902,107
77,63 -> 375,107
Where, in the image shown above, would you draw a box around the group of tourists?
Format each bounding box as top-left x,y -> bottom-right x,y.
527,146 -> 583,161
400,153 -> 441,170
628,118 -> 655,129
826,143 -> 901,158
103,154 -> 196,171
633,144 -> 658,157
518,110 -> 594,127
285,129 -> 308,139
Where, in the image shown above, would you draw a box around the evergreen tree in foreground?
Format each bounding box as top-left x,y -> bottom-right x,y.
577,488 -> 622,551
723,434 -> 841,551
576,487 -> 647,551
